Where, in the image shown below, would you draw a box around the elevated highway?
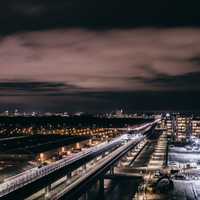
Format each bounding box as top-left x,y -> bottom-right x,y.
0,120 -> 159,200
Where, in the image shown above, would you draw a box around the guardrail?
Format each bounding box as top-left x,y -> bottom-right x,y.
54,135 -> 145,200
0,135 -> 127,197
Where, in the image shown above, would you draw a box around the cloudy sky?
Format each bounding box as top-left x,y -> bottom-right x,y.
0,1 -> 200,112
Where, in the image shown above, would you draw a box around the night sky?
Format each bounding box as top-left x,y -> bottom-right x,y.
0,0 -> 200,113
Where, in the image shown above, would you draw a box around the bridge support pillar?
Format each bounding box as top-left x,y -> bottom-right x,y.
66,171 -> 72,185
117,161 -> 122,168
99,177 -> 105,199
44,185 -> 51,199
83,164 -> 87,171
110,166 -> 114,175
67,171 -> 72,179
82,192 -> 88,200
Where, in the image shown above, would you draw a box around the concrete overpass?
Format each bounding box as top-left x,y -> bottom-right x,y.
0,121 -> 158,200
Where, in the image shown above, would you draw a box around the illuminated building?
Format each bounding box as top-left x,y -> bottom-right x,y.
192,119 -> 200,137
172,116 -> 192,141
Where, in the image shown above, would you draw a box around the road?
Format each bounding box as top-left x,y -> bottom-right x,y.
172,180 -> 200,199
51,135 -> 145,200
0,134 -> 129,198
0,121 -> 158,199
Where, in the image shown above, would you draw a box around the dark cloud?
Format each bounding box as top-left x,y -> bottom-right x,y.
138,65 -> 161,77
0,25 -> 199,112
188,56 -> 200,66
137,71 -> 200,91
1,28 -> 200,92
0,81 -> 82,95
9,1 -> 45,17
1,0 -> 200,34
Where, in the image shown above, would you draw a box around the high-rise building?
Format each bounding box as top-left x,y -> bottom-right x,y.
192,119 -> 200,137
164,114 -> 200,142
176,116 -> 192,141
